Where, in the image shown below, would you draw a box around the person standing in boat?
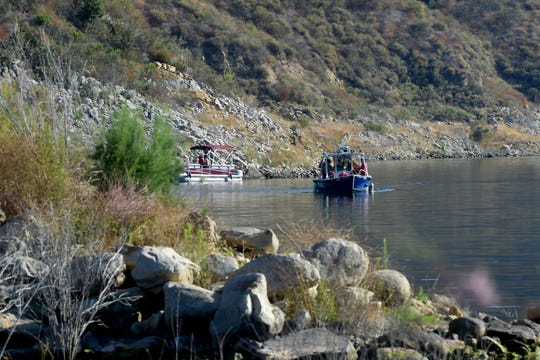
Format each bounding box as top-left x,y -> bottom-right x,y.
319,157 -> 333,178
358,156 -> 368,176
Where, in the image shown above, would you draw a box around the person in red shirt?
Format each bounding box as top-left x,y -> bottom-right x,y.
359,157 -> 368,176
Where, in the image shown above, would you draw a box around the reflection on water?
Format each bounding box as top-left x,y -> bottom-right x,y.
175,157 -> 540,316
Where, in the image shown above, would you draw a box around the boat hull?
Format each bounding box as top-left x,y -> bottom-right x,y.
178,166 -> 243,183
313,174 -> 372,193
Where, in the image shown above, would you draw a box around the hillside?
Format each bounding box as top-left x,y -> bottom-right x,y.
1,0 -> 540,168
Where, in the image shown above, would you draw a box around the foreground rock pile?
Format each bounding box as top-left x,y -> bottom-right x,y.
1,213 -> 539,359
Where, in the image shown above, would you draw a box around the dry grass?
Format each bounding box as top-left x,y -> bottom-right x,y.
64,183 -> 215,260
484,77 -> 529,106
491,123 -> 539,149
275,220 -> 356,254
312,122 -> 362,149
0,120 -> 65,218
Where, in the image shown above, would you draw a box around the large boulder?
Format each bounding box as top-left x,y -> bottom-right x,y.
129,246 -> 200,294
220,227 -> 279,255
210,273 -> 285,343
0,215 -> 43,253
3,256 -> 48,285
377,327 -> 449,359
205,253 -> 238,281
483,315 -> 537,354
229,253 -> 320,299
302,238 -> 370,286
96,287 -> 148,338
448,316 -> 486,340
163,282 -> 221,330
243,163 -> 265,179
70,252 -> 125,296
240,327 -> 358,360
365,269 -> 411,307
0,315 -> 43,354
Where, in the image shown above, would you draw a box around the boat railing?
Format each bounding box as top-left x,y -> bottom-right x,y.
187,163 -> 237,174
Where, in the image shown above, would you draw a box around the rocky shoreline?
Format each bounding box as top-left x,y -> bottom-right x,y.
1,212 -> 539,359
2,62 -> 540,183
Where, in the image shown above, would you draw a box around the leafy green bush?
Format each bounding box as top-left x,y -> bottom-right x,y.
364,120 -> 387,135
92,107 -> 181,195
432,105 -> 471,122
71,0 -> 104,28
35,13 -> 53,27
470,123 -> 492,143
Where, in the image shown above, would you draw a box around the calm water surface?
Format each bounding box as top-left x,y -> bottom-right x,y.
175,157 -> 540,316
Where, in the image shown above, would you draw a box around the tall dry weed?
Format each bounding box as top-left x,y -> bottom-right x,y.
276,220 -> 355,253
0,119 -> 65,218
0,206 -> 130,360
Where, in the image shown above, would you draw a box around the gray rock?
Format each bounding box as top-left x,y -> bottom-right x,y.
283,309 -> 312,333
243,164 -> 265,179
163,282 -> 221,329
220,227 -> 279,255
97,287 -> 146,337
0,215 -> 41,253
205,253 -> 238,281
3,256 -> 48,284
302,237 -> 370,286
484,315 -> 537,353
365,269 -> 411,307
93,336 -> 165,356
0,315 -> 43,350
339,286 -> 376,309
211,273 -> 285,343
70,252 -> 125,296
131,311 -> 164,337
0,235 -> 26,256
449,316 -> 486,340
240,327 -> 357,360
230,253 -> 320,299
378,327 -> 449,359
130,246 -> 200,294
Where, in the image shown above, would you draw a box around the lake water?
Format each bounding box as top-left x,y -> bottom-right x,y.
175,157 -> 540,317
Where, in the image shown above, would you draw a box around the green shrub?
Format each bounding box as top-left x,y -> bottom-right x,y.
35,13 -> 53,27
470,123 -> 492,142
432,105 -> 471,122
92,107 -> 181,195
297,114 -> 312,127
388,306 -> 439,325
73,0 -> 104,28
364,120 -> 387,135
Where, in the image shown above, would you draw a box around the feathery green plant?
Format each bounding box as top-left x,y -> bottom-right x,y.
92,107 -> 182,196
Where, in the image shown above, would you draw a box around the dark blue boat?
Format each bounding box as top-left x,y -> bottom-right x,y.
313,146 -> 374,193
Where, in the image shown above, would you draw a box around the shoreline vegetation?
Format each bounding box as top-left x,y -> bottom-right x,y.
1,46 -> 540,359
